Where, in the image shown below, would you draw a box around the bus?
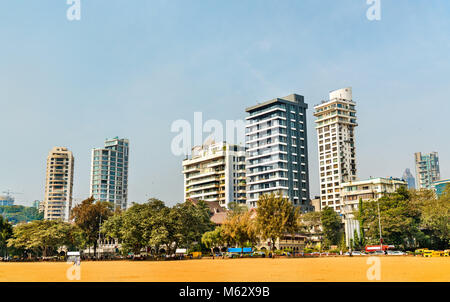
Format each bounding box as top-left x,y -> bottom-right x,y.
365,245 -> 395,253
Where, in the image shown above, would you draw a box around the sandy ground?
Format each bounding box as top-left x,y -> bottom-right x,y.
0,257 -> 448,282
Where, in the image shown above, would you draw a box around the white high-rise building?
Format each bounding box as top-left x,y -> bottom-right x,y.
183,141 -> 246,208
90,137 -> 129,210
44,147 -> 74,221
314,88 -> 357,213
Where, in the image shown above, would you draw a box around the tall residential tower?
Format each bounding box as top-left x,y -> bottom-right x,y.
245,94 -> 311,212
415,152 -> 440,189
43,147 -> 74,221
314,87 -> 357,213
90,137 -> 129,210
182,140 -> 246,208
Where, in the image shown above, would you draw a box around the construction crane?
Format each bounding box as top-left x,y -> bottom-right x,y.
2,190 -> 23,197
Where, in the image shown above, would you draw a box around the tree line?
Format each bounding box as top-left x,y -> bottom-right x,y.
0,186 -> 448,259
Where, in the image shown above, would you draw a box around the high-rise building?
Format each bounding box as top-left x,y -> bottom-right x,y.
314,87 -> 357,213
183,140 -> 246,208
245,94 -> 311,212
43,147 -> 74,221
90,137 -> 129,210
414,152 -> 440,189
402,168 -> 416,189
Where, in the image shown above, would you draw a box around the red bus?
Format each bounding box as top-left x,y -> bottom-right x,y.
365,245 -> 395,253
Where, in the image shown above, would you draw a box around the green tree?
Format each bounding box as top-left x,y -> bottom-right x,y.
320,206 -> 343,248
7,220 -> 82,257
0,216 -> 13,257
0,205 -> 43,225
420,186 -> 450,249
256,193 -> 300,252
201,226 -> 225,255
354,188 -> 426,250
71,197 -> 113,257
170,200 -> 214,252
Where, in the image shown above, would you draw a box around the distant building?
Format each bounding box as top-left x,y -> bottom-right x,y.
311,196 -> 321,212
314,87 -> 357,213
44,147 -> 74,221
32,200 -> 40,208
183,141 -> 246,209
340,177 -> 407,247
245,94 -> 311,212
0,195 -> 14,206
432,179 -> 450,198
402,168 -> 415,189
90,137 -> 129,210
415,152 -> 440,189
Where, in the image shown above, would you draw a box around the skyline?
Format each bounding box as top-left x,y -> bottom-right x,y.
1,1 -> 449,206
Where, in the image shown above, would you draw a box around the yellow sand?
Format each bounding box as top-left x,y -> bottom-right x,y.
0,257 -> 448,282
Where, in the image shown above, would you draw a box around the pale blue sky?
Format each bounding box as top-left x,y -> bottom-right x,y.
1,0 -> 449,206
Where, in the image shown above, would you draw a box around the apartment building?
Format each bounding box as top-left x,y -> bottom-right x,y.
183,141 -> 246,208
43,147 -> 74,221
415,152 -> 440,189
90,137 -> 129,210
340,177 -> 407,246
245,94 -> 311,211
314,87 -> 357,213
432,179 -> 450,198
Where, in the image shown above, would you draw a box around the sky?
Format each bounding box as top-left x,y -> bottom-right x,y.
0,0 -> 449,207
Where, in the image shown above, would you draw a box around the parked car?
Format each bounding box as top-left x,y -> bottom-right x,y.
387,251 -> 405,256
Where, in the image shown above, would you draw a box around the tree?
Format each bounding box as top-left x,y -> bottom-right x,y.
222,210 -> 258,254
170,200 -> 214,253
320,206 -> 343,248
71,197 -> 113,257
420,186 -> 450,249
201,227 -> 225,255
102,199 -> 172,255
255,193 -> 300,252
0,216 -> 13,257
7,220 -> 82,257
354,188 -> 426,250
0,205 -> 43,225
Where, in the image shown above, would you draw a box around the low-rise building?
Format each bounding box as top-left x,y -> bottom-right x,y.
432,179 -> 450,198
311,196 -> 321,212
340,177 -> 407,247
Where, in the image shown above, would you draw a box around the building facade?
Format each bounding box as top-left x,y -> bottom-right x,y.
43,147 -> 74,221
0,195 -> 14,206
183,141 -> 246,208
245,94 -> 311,211
340,177 -> 407,246
314,87 -> 357,213
432,179 -> 450,198
402,168 -> 416,189
415,152 -> 440,189
90,137 -> 129,210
